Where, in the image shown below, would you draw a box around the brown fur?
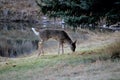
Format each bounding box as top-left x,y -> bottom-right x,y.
32,28 -> 76,56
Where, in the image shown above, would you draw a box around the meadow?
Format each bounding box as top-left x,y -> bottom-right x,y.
0,30 -> 120,80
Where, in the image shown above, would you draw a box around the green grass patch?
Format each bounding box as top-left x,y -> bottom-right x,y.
0,53 -> 111,74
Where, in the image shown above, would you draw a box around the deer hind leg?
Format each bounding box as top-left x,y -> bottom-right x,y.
38,42 -> 41,56
41,42 -> 44,55
38,40 -> 44,56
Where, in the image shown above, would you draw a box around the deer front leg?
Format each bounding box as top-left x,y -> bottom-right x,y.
61,43 -> 64,54
58,42 -> 60,54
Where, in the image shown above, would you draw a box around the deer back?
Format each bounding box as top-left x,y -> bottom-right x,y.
39,30 -> 73,44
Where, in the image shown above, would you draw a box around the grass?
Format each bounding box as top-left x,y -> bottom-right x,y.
0,53 -> 120,80
0,31 -> 120,80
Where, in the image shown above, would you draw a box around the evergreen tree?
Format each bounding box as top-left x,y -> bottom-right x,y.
36,0 -> 120,27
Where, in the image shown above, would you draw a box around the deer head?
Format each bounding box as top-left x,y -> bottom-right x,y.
70,40 -> 77,52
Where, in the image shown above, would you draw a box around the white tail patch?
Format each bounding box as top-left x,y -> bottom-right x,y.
32,28 -> 39,36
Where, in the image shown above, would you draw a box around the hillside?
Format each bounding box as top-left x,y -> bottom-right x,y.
0,0 -> 40,22
0,31 -> 120,80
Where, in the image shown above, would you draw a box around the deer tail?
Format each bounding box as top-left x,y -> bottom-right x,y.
31,27 -> 39,36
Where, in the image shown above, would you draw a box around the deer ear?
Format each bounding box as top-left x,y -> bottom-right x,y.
74,40 -> 77,44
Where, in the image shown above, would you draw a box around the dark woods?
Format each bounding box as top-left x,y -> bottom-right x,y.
36,0 -> 120,28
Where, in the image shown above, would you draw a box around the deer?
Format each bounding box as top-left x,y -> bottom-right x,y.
31,27 -> 76,56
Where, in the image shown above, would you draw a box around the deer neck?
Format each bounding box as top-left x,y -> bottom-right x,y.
66,38 -> 73,45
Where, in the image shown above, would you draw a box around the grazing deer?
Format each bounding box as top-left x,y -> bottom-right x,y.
32,27 -> 76,56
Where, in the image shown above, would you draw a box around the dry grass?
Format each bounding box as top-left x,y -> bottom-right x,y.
0,0 -> 37,10
76,31 -> 120,55
0,29 -> 37,40
39,60 -> 120,80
